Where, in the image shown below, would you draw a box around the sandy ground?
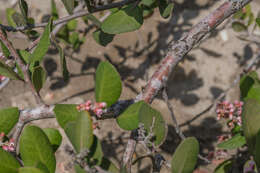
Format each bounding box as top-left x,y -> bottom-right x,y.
0,0 -> 260,172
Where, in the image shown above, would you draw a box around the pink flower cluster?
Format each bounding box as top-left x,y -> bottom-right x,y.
0,75 -> 6,81
0,132 -> 15,152
216,100 -> 243,127
76,100 -> 106,117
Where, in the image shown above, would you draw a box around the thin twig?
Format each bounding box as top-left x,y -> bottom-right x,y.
0,0 -> 137,32
0,30 -> 44,104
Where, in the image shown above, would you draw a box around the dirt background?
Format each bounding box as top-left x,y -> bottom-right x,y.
0,0 -> 260,172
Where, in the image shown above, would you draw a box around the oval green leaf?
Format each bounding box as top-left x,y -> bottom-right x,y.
19,126 -> 56,173
256,18 -> 260,27
32,66 -> 46,93
87,135 -> 104,166
74,164 -> 85,173
43,128 -> 62,152
217,134 -> 246,150
54,104 -> 80,128
0,61 -> 23,80
171,137 -> 199,173
158,0 -> 174,19
0,148 -> 20,173
242,98 -> 260,154
30,19 -> 52,63
61,0 -> 74,14
116,101 -> 144,130
95,61 -> 122,107
64,111 -> 93,153
93,29 -> 114,47
101,4 -> 143,34
139,102 -> 167,146
0,107 -> 19,134
254,130 -> 260,168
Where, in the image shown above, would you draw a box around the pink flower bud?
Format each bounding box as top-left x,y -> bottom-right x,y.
85,106 -> 91,111
95,108 -> 103,117
0,132 -> 5,138
2,145 -> 8,151
99,102 -> 107,108
85,100 -> 92,106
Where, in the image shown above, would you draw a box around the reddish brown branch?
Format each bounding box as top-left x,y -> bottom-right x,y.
0,30 -> 44,104
123,0 -> 253,171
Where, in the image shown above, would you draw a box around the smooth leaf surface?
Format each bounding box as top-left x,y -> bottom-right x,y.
116,101 -> 144,130
30,19 -> 52,63
19,126 -> 56,173
32,66 -> 46,93
12,12 -> 26,26
43,128 -> 62,152
139,102 -> 167,146
51,0 -> 58,20
158,0 -> 174,18
6,8 -> 17,27
18,167 -> 45,173
61,0 -> 74,14
0,107 -> 19,134
171,137 -> 199,173
101,5 -> 143,34
242,98 -> 260,153
54,104 -> 80,128
95,61 -> 122,107
64,111 -> 93,153
93,29 -> 114,47
0,148 -> 20,173
217,134 -> 246,150
0,40 -> 10,58
0,61 -> 23,80
214,160 -> 233,173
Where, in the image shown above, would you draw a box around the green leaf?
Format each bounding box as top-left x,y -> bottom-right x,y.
67,20 -> 77,31
31,66 -> 46,93
0,61 -> 23,80
19,126 -> 56,173
30,18 -> 52,63
6,8 -> 17,27
240,72 -> 257,99
141,0 -> 156,6
54,104 -> 80,128
217,134 -> 246,150
51,0 -> 58,20
19,0 -> 28,20
64,111 -> 93,153
158,0 -> 174,19
0,107 -> 19,134
232,21 -> 247,32
74,164 -> 85,173
95,61 -> 122,107
12,12 -> 26,26
43,128 -> 62,152
116,101 -> 144,130
101,4 -> 143,34
0,40 -> 10,58
0,148 -> 20,173
254,130 -> 260,168
171,137 -> 199,173
139,102 -> 167,146
256,18 -> 260,27
242,99 -> 260,154
18,167 -> 46,173
61,0 -> 74,14
53,42 -> 69,81
93,29 -> 114,47
87,136 -> 104,166
214,160 -> 233,173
